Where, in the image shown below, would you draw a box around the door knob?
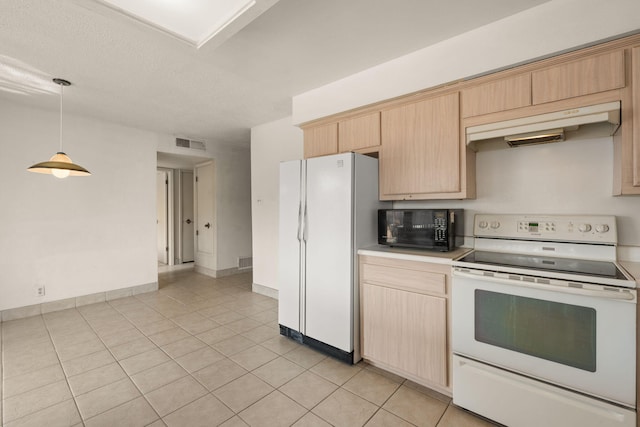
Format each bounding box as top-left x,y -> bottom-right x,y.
205,223 -> 211,229
185,219 -> 192,224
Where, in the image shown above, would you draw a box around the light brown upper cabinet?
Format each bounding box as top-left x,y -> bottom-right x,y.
303,123 -> 338,159
380,92 -> 468,200
532,50 -> 625,105
338,112 -> 381,153
462,73 -> 531,118
633,46 -> 640,190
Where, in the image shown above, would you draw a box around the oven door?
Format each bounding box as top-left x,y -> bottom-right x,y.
452,268 -> 636,407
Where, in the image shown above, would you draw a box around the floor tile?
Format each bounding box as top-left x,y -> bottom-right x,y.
309,357 -> 362,385
437,405 -> 497,427
382,385 -> 448,427
261,336 -> 302,356
171,312 -> 218,335
241,325 -> 279,343
3,380 -> 72,423
225,318 -> 262,334
192,358 -> 248,391
2,364 -> 65,398
312,388 -> 378,427
211,335 -> 255,356
162,394 -> 233,427
109,336 -> 157,361
2,399 -> 81,427
343,369 -> 402,406
99,327 -> 145,348
160,336 -> 207,359
365,409 -> 415,426
61,349 -> 115,377
219,416 -> 249,427
75,378 -> 141,420
228,345 -> 278,371
2,348 -> 60,379
135,319 -> 176,336
130,360 -> 188,394
145,376 -> 208,417
120,348 -> 170,375
252,357 -> 305,388
239,391 -> 307,427
213,373 -> 274,412
197,305 -> 231,318
282,344 -> 327,368
279,371 -> 338,410
293,412 -> 333,427
174,346 -> 225,372
84,396 -> 158,427
147,327 -> 190,347
67,362 -> 127,396
196,326 -> 236,345
211,310 -> 246,325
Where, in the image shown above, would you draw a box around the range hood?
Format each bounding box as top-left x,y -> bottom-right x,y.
466,101 -> 621,149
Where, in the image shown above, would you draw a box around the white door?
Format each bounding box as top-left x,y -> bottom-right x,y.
181,170 -> 195,263
278,160 -> 304,333
156,170 -> 168,264
304,153 -> 354,352
195,162 -> 215,269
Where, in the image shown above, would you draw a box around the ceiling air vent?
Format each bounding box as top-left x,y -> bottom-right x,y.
175,138 -> 206,150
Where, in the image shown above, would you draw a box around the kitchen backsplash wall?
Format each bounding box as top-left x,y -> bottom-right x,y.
395,135 -> 640,248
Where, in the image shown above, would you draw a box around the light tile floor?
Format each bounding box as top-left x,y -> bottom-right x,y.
1,270 -> 498,427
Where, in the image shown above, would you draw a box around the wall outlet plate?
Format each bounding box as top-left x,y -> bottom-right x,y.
35,286 -> 45,297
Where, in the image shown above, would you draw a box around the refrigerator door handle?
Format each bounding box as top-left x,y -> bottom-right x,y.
297,202 -> 303,242
303,203 -> 309,242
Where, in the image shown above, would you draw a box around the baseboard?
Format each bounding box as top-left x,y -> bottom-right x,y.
195,265 -> 253,278
0,281 -> 158,322
252,282 -> 278,299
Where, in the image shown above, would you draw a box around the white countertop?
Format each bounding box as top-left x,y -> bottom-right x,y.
358,245 -> 473,265
620,261 -> 640,286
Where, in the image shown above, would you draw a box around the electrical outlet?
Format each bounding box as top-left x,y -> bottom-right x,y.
35,286 -> 45,297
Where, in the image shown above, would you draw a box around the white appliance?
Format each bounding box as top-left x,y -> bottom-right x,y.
466,101 -> 620,148
278,152 -> 389,364
451,214 -> 637,427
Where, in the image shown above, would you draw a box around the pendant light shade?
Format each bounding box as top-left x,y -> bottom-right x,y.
27,78 -> 91,178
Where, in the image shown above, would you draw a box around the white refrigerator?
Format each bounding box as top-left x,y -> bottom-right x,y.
278,152 -> 389,364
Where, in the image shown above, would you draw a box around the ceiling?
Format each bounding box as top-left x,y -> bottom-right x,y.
0,0 -> 550,147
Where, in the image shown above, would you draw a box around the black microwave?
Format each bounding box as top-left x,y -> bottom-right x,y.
378,209 -> 464,251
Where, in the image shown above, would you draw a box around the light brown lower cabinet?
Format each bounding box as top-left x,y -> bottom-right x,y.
359,255 -> 451,395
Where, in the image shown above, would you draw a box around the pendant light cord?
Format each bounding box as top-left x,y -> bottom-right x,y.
59,82 -> 64,153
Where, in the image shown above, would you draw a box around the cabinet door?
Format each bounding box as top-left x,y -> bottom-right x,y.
361,283 -> 447,387
532,50 -> 625,104
338,112 -> 380,153
303,123 -> 338,158
380,92 -> 460,199
462,73 -> 531,118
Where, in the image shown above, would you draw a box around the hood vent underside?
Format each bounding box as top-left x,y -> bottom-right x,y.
466,101 -> 620,149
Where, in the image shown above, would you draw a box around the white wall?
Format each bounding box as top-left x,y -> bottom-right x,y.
0,103 -> 157,311
250,117 -> 303,291
292,0 -> 640,124
216,146 -> 253,271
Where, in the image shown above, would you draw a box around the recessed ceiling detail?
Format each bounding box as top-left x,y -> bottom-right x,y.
94,0 -> 257,48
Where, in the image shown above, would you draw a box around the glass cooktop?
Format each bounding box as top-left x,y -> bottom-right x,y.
457,251 -> 628,280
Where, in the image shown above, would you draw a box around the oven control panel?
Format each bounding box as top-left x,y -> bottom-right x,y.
474,214 -> 617,244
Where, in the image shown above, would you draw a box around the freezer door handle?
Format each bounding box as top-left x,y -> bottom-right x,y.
303,203 -> 309,242
297,202 -> 303,242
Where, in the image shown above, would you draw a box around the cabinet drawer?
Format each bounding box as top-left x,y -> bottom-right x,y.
361,263 -> 446,296
532,50 -> 625,104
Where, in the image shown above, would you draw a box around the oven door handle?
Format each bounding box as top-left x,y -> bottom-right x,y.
452,269 -> 636,301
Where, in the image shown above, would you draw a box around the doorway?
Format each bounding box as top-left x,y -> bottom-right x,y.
156,170 -> 169,265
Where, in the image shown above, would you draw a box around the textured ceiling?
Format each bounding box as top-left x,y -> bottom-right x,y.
0,0 -> 550,147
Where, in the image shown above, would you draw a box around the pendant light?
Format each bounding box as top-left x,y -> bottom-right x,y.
27,78 -> 91,178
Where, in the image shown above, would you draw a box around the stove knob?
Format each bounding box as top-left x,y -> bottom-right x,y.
478,221 -> 488,229
595,224 -> 610,233
578,223 -> 592,232
490,221 -> 500,229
